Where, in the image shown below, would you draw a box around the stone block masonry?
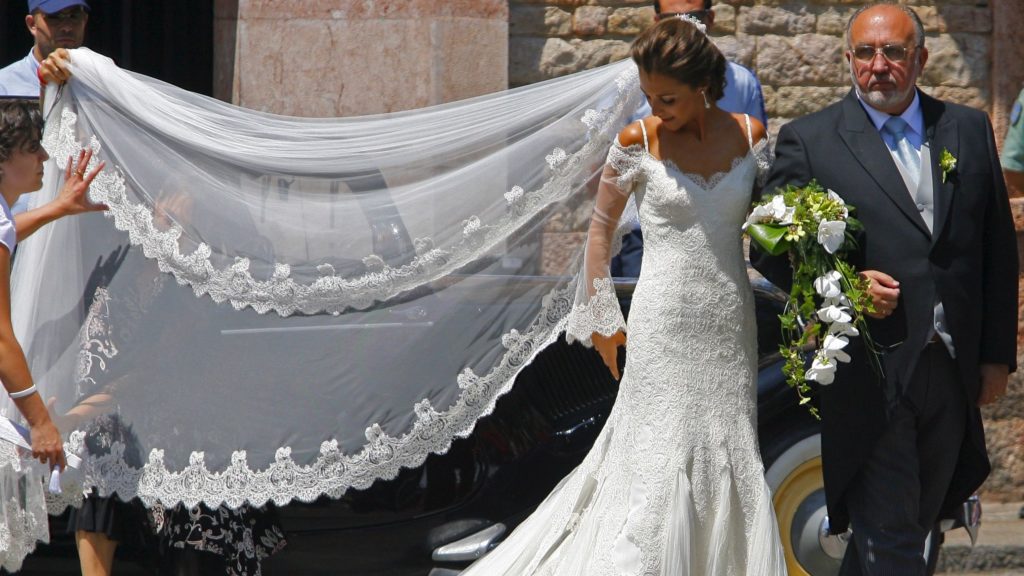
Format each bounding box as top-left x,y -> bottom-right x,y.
509,1 -> 994,142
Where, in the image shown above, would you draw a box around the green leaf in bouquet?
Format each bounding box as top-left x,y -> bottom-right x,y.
747,223 -> 791,256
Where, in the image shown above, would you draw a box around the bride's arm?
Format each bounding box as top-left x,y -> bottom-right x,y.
572,123 -> 648,379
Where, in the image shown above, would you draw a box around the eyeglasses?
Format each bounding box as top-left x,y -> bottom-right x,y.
655,9 -> 709,23
851,44 -> 916,63
37,7 -> 87,24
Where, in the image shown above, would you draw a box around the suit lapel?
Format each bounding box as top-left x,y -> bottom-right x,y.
921,92 -> 957,245
837,92 -> 931,238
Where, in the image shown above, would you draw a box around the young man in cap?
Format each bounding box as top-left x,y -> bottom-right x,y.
0,1 -> 90,215
0,1 -> 90,98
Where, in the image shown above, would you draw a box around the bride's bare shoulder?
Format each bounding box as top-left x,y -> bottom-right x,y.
732,113 -> 767,143
617,117 -> 660,148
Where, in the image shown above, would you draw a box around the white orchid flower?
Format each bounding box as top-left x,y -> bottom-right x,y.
827,189 -> 850,218
768,195 -> 795,225
813,270 -> 843,298
822,334 -> 851,363
817,304 -> 852,324
742,203 -> 772,230
823,294 -> 853,308
828,321 -> 860,337
805,352 -> 836,385
817,220 -> 847,254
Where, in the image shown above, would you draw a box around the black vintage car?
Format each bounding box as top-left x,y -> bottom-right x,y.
16,278 -> 976,576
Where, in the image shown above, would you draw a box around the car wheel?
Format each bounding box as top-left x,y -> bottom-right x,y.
764,427 -> 847,576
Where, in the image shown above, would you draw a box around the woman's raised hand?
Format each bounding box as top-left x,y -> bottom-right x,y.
58,148 -> 108,216
592,330 -> 626,381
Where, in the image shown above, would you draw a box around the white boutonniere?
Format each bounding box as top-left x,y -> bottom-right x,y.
939,148 -> 957,183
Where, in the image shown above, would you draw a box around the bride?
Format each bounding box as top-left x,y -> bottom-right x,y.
460,17 -> 786,575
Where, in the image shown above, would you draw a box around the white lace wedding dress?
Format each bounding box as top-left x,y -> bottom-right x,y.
462,117 -> 787,575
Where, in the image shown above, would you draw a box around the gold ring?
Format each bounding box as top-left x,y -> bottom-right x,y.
75,170 -> 85,177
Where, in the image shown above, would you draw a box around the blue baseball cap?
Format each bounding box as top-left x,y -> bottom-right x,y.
27,0 -> 90,14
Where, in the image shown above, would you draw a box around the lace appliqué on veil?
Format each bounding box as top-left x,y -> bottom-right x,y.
0,445 -> 50,571
35,64 -> 647,511
43,78 -> 638,318
75,287 -> 118,395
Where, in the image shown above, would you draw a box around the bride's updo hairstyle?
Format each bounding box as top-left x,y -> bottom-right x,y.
630,17 -> 727,101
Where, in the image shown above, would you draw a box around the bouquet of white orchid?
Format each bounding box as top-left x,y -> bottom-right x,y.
743,181 -> 880,419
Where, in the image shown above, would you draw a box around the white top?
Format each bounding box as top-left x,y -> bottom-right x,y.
0,196 -> 16,255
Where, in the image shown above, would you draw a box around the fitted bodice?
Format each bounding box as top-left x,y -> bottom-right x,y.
633,147 -> 760,290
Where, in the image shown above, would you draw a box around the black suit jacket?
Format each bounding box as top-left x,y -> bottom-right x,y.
751,90 -> 1019,532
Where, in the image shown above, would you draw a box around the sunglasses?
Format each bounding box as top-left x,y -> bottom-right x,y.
850,44 -> 916,63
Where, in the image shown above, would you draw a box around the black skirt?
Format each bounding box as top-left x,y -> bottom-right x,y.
66,489 -> 152,551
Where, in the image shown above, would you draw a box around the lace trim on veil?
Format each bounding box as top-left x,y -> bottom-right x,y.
0,446 -> 50,570
34,65 -> 645,509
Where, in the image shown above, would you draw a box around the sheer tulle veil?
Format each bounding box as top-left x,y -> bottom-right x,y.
0,46 -> 643,546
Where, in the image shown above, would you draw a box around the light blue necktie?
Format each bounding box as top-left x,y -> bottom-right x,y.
883,116 -> 921,187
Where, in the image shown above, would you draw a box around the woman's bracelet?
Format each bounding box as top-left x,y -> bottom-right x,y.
9,384 -> 38,399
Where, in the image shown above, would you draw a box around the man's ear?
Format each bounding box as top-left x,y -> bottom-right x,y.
25,14 -> 37,35
917,47 -> 929,71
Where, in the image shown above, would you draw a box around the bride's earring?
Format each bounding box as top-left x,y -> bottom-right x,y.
701,90 -> 711,109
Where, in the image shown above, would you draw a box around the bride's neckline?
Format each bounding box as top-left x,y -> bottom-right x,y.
619,138 -> 768,192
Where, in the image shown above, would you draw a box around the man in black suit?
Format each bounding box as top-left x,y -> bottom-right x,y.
752,4 -> 1018,574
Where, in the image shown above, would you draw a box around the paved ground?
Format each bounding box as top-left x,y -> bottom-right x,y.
937,501 -> 1024,574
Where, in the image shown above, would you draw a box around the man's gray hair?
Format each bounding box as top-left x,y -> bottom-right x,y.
845,3 -> 925,49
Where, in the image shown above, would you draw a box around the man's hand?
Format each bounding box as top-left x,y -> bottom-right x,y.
593,330 -> 626,380
977,363 -> 1009,406
57,148 -> 108,216
39,48 -> 72,85
860,270 -> 900,319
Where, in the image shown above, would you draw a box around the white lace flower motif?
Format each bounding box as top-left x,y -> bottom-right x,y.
817,220 -> 847,254
545,148 -> 568,169
504,186 -> 524,206
805,352 -> 837,385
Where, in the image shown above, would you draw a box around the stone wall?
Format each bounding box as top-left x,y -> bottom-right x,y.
510,0 -> 993,138
511,0 -> 1024,502
216,0 -> 508,117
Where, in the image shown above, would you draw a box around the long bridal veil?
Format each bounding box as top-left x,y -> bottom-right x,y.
0,48 -> 642,563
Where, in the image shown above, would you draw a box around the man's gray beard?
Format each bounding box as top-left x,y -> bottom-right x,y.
849,65 -> 915,111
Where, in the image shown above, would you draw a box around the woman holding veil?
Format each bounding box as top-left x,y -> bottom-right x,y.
460,17 -> 786,575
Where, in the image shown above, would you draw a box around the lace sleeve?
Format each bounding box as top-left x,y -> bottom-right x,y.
565,141 -> 643,347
